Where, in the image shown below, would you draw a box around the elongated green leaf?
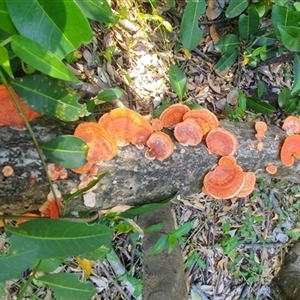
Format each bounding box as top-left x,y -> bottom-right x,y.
278,26 -> 300,52
180,0 -> 206,50
11,35 -> 78,82
271,5 -> 300,39
168,65 -> 186,100
215,50 -> 238,72
6,0 -> 93,60
42,135 -> 88,169
150,235 -> 168,254
215,34 -> 240,53
225,0 -> 249,18
94,88 -> 123,104
0,0 -> 17,34
292,54 -> 300,95
120,193 -> 176,219
35,258 -> 63,273
11,75 -> 88,121
38,273 -> 95,300
0,44 -> 13,78
5,219 -> 113,259
174,220 -> 194,238
0,235 -> 39,281
73,0 -> 114,23
246,97 -> 275,114
238,6 -> 259,41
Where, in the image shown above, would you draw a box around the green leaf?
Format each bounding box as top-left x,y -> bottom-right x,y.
0,44 -> 13,78
5,219 -> 114,259
0,235 -> 39,281
173,220 -> 194,238
271,5 -> 300,39
278,26 -> 300,52
150,235 -> 168,254
35,258 -> 63,273
64,173 -> 107,203
168,65 -> 186,100
215,34 -> 240,53
225,0 -> 249,18
38,273 -> 95,300
0,0 -> 17,34
73,0 -> 114,23
180,0 -> 206,50
6,0 -> 93,60
257,80 -> 264,98
11,75 -> 88,121
11,35 -> 78,82
292,54 -> 300,95
94,88 -> 123,104
167,233 -> 177,253
120,193 -> 176,219
238,6 -> 259,41
215,50 -> 238,72
42,135 -> 88,169
246,97 -> 275,114
144,223 -> 164,233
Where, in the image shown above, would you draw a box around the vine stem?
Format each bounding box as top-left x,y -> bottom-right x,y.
0,70 -> 58,203
16,259 -> 42,300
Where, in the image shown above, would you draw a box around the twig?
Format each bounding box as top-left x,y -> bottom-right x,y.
192,48 -> 215,63
243,242 -> 284,250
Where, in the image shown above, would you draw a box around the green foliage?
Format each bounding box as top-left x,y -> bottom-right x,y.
180,0 -> 206,51
41,135 -> 88,169
168,65 -> 187,100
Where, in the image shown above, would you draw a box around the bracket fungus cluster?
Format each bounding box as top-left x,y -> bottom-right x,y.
70,103 -> 259,200
281,116 -> 300,167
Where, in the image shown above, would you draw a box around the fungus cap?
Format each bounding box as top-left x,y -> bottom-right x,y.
254,121 -> 267,141
145,132 -> 174,161
282,116 -> 300,135
203,156 -> 245,199
159,103 -> 190,129
236,172 -> 256,198
99,107 -> 153,148
174,118 -> 203,146
280,134 -> 300,166
183,109 -> 219,135
266,163 -> 277,174
205,127 -> 238,156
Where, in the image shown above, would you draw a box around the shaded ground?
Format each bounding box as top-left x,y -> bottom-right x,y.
2,1 -> 299,299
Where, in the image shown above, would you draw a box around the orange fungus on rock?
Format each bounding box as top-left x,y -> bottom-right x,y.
280,134 -> 300,166
145,131 -> 174,161
159,103 -> 190,129
174,118 -> 203,146
205,127 -> 238,156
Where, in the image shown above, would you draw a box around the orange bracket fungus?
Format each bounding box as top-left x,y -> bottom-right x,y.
174,118 -> 203,146
280,134 -> 300,166
236,172 -> 256,198
159,103 -> 190,129
98,107 -> 153,148
255,121 -> 267,141
205,127 -> 238,156
47,163 -> 68,181
73,122 -> 117,174
266,163 -> 277,175
282,115 -> 300,135
0,85 -> 41,128
183,108 -> 219,135
145,131 -> 174,161
202,156 -> 245,199
151,118 -> 164,132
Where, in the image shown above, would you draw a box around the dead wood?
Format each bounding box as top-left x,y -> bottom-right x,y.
0,117 -> 299,215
